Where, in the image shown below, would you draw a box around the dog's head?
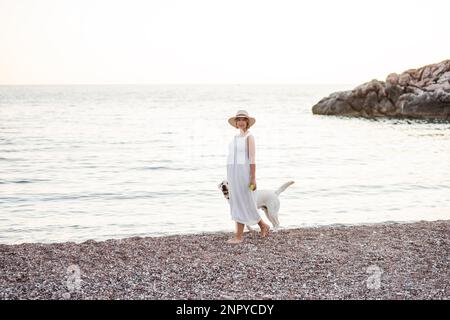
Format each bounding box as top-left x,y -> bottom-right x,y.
217,180 -> 230,200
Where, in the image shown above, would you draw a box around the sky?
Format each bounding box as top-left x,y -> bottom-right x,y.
1,0 -> 449,85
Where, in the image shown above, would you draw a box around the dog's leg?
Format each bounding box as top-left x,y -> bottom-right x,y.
246,225 -> 257,238
273,215 -> 280,232
262,207 -> 281,233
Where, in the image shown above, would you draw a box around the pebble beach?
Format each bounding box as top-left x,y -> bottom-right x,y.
1,220 -> 449,300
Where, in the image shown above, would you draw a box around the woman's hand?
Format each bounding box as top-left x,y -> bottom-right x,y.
250,177 -> 257,191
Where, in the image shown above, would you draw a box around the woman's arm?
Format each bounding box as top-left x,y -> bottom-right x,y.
248,135 -> 256,188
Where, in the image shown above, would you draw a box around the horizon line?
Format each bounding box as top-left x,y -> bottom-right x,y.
0,82 -> 358,87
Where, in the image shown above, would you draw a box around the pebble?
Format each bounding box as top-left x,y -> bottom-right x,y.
0,220 -> 448,299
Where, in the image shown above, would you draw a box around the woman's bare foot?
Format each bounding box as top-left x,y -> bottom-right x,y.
227,237 -> 243,244
260,224 -> 270,238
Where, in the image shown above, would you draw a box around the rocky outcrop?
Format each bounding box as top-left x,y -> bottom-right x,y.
312,60 -> 450,120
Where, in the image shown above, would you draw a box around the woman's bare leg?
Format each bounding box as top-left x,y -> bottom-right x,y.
257,219 -> 270,237
236,222 -> 244,239
227,222 -> 245,243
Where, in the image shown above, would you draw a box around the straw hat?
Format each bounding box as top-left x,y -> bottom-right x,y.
227,110 -> 256,129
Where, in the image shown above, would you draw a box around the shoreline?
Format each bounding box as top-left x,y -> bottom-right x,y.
1,220 -> 448,299
2,218 -> 438,246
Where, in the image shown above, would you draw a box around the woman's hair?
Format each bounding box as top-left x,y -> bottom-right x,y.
235,118 -> 250,129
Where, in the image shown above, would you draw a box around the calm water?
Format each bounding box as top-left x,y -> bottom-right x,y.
1,85 -> 449,244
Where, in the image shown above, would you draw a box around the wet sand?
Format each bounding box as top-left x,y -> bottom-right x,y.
0,220 -> 448,300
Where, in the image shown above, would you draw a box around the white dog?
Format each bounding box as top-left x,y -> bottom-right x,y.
218,180 -> 294,232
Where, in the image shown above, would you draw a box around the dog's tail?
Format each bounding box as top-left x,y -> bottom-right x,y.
275,181 -> 295,196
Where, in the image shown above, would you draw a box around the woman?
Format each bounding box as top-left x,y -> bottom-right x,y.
226,110 -> 270,244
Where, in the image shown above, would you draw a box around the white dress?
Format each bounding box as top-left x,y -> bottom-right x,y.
226,130 -> 261,225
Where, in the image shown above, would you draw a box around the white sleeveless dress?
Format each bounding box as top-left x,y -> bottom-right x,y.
226,131 -> 261,225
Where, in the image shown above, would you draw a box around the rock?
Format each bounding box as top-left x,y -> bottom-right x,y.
312,59 -> 450,120
386,73 -> 399,86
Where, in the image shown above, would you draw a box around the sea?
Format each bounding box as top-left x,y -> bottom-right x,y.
1,84 -> 449,244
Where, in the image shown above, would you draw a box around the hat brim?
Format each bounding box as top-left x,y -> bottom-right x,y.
228,116 -> 256,129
